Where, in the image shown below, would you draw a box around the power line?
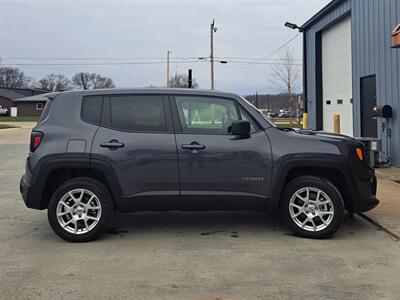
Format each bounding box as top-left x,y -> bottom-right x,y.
0,60 -> 302,67
222,32 -> 302,70
216,57 -> 303,61
0,57 -> 198,60
0,56 -> 303,61
0,60 -> 202,66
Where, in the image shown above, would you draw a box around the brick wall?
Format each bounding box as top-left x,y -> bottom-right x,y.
15,101 -> 46,116
0,96 -> 13,112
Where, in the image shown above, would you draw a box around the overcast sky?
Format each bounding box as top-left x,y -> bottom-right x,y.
0,0 -> 330,95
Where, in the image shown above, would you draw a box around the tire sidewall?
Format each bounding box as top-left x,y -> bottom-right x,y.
48,177 -> 113,242
280,176 -> 345,239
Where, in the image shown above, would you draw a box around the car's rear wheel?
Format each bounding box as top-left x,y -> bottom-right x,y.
48,177 -> 113,242
280,176 -> 345,239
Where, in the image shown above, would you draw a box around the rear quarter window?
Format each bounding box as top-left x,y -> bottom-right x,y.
81,95 -> 103,125
37,99 -> 52,123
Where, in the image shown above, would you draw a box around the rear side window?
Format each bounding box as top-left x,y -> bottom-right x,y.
82,96 -> 102,125
109,95 -> 166,132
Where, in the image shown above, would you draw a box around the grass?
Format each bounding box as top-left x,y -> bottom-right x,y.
275,122 -> 303,129
0,116 -> 39,122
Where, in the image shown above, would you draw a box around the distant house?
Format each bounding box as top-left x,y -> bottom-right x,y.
13,94 -> 49,116
0,87 -> 47,116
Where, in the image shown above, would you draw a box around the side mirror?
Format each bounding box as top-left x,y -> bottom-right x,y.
231,120 -> 251,138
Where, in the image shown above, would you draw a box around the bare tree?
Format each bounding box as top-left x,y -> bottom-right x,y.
72,72 -> 115,90
36,74 -> 72,91
270,47 -> 300,123
168,72 -> 199,89
0,67 -> 33,88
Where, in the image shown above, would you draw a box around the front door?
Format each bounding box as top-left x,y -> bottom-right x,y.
91,94 -> 179,211
171,95 -> 272,210
360,76 -> 378,138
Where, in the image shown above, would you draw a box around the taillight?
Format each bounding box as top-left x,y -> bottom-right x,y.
30,131 -> 43,152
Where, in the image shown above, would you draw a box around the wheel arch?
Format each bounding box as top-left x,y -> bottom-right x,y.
31,155 -> 122,210
269,155 -> 356,213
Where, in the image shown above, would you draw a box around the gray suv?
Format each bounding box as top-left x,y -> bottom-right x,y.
20,89 -> 378,242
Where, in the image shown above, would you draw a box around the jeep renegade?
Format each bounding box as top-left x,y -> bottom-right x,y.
20,89 -> 379,242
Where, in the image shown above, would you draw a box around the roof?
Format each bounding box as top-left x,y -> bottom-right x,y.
300,0 -> 345,31
52,88 -> 237,98
13,94 -> 50,102
0,88 -> 25,100
0,87 -> 46,100
392,24 -> 400,35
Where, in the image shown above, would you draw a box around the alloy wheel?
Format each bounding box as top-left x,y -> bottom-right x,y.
56,188 -> 102,235
289,187 -> 334,232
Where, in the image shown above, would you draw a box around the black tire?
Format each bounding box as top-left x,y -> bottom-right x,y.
280,176 -> 345,239
48,177 -> 113,242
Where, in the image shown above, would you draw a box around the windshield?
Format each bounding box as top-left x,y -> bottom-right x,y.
240,96 -> 277,128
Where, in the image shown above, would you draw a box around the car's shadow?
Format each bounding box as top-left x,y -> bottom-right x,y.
105,210 -> 372,240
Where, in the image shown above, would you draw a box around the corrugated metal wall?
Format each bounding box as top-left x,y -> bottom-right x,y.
304,0 -> 352,129
305,0 -> 400,166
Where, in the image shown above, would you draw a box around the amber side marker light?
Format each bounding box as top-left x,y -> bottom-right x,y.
356,147 -> 364,161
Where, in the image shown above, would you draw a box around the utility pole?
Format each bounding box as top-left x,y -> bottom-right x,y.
80,73 -> 87,90
188,69 -> 193,88
210,19 -> 217,90
255,92 -> 259,108
166,50 -> 171,88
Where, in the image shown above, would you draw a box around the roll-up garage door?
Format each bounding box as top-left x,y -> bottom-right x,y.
322,16 -> 353,136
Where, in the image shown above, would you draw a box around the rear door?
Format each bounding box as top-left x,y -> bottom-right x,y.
91,94 -> 180,211
171,95 -> 272,210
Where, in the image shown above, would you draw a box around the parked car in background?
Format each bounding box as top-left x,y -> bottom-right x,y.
20,89 -> 378,242
278,111 -> 290,118
0,106 -> 8,115
270,112 -> 279,118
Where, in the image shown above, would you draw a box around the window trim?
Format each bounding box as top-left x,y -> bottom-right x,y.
99,94 -> 171,134
36,102 -> 44,111
171,94 -> 262,136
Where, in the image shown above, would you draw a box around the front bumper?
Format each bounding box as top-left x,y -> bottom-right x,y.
352,170 -> 379,213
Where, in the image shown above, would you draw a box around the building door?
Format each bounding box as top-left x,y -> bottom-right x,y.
322,16 -> 353,136
360,76 -> 378,138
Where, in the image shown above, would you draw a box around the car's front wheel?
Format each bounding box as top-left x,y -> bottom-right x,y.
280,176 -> 345,239
48,177 -> 113,242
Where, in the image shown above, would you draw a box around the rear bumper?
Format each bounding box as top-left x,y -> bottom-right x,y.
20,174 -> 45,210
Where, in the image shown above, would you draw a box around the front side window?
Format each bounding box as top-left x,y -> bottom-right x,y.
238,106 -> 258,133
175,96 -> 239,134
110,95 -> 165,132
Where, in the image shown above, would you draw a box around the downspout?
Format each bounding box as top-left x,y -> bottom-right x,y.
301,28 -> 308,113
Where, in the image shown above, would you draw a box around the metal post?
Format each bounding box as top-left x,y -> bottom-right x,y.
333,114 -> 341,134
303,113 -> 308,129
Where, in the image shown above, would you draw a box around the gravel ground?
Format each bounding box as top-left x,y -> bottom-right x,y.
1,127 -> 400,299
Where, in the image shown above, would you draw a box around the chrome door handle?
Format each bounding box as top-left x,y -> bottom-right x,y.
100,140 -> 125,149
181,144 -> 206,150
